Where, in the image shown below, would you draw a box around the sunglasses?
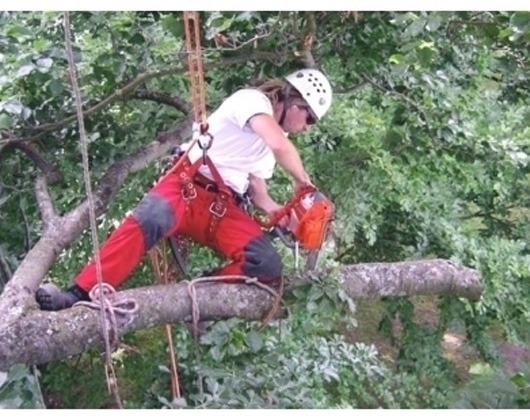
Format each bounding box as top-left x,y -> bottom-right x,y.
295,105 -> 317,125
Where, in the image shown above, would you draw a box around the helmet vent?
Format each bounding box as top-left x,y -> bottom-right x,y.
285,69 -> 332,119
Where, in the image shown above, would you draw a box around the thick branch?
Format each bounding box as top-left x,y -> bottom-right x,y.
336,258 -> 482,300
0,258 -> 482,370
35,173 -> 57,228
1,120 -> 191,300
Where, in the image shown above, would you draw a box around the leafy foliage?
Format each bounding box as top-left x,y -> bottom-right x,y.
1,10 -> 530,408
137,273 -> 449,409
451,362 -> 530,408
0,364 -> 45,408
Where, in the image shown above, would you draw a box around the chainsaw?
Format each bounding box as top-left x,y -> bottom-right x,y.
261,185 -> 335,271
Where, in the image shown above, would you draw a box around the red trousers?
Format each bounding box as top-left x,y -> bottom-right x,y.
74,161 -> 282,292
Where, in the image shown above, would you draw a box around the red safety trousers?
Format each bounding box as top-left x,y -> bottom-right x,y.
74,156 -> 282,293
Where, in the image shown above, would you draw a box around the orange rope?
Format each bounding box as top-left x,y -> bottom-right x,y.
183,11 -> 208,133
148,244 -> 181,400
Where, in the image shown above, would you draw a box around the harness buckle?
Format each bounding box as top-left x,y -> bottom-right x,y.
209,201 -> 227,218
181,181 -> 197,201
205,183 -> 217,192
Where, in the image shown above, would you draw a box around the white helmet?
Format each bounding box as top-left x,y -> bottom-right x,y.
285,69 -> 332,120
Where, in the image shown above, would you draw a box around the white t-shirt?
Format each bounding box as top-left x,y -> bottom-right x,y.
181,88 -> 277,195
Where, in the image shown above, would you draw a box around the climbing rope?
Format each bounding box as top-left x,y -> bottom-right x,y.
74,284 -> 139,348
183,11 -> 208,131
186,274 -> 286,397
153,11 -> 211,183
148,243 -> 181,400
187,275 -> 286,335
63,12 -> 136,408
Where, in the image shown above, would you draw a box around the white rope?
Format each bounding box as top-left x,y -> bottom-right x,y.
63,12 -> 131,409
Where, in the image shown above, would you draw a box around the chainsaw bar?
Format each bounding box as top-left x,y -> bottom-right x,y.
304,250 -> 320,271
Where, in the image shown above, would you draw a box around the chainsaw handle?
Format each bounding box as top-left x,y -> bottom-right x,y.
269,226 -> 297,249
256,184 -> 317,229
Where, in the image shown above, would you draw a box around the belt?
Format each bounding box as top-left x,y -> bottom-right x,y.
192,172 -> 251,211
193,172 -> 219,192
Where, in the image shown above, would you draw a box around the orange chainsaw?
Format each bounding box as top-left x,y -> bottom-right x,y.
258,185 -> 335,270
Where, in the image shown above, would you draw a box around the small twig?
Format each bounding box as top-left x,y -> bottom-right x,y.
362,72 -> 431,129
131,90 -> 190,114
295,11 -> 316,68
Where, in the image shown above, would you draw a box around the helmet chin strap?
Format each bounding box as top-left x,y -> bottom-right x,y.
278,85 -> 292,128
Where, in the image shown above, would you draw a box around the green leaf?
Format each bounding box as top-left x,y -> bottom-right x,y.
404,17 -> 426,38
469,363 -> 494,375
509,372 -> 528,388
426,14 -> 443,32
389,53 -> 404,64
16,64 -> 35,78
36,57 -> 53,69
2,100 -> 23,115
5,24 -> 32,38
161,15 -> 182,39
49,78 -> 64,96
511,11 -> 530,30
0,113 -> 13,129
244,331 -> 264,352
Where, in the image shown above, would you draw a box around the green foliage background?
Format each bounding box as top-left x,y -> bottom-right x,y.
1,11 -> 529,408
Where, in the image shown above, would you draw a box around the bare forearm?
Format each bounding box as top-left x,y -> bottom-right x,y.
248,176 -> 282,214
271,141 -> 311,185
248,114 -> 311,186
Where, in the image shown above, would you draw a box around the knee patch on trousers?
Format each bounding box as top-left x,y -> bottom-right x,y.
242,234 -> 282,280
132,192 -> 175,250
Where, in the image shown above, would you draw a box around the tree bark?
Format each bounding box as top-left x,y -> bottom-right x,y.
0,258 -> 482,370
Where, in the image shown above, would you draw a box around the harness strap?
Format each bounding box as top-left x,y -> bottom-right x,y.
201,155 -> 234,244
206,189 -> 231,244
169,151 -> 234,245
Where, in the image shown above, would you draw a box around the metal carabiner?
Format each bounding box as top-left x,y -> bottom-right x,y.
198,132 -> 213,164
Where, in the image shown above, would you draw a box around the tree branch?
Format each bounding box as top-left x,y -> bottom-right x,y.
0,258 -> 482,370
362,73 -> 430,128
295,12 -> 316,68
0,120 -> 191,299
15,142 -> 64,185
130,90 -> 190,114
35,175 -> 57,230
0,50 -> 283,150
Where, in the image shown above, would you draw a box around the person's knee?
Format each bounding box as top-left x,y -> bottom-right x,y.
242,234 -> 282,280
132,193 -> 175,249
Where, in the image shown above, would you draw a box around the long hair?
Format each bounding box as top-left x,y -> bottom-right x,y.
253,78 -> 304,106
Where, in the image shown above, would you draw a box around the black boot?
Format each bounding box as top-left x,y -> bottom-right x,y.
36,283 -> 89,311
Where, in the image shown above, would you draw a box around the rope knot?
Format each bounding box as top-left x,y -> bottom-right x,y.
75,283 -> 139,316
74,284 -> 139,351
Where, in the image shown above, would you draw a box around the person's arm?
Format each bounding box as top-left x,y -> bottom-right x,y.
248,174 -> 282,215
248,114 -> 311,190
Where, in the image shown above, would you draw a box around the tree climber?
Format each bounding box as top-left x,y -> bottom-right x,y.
36,68 -> 333,311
